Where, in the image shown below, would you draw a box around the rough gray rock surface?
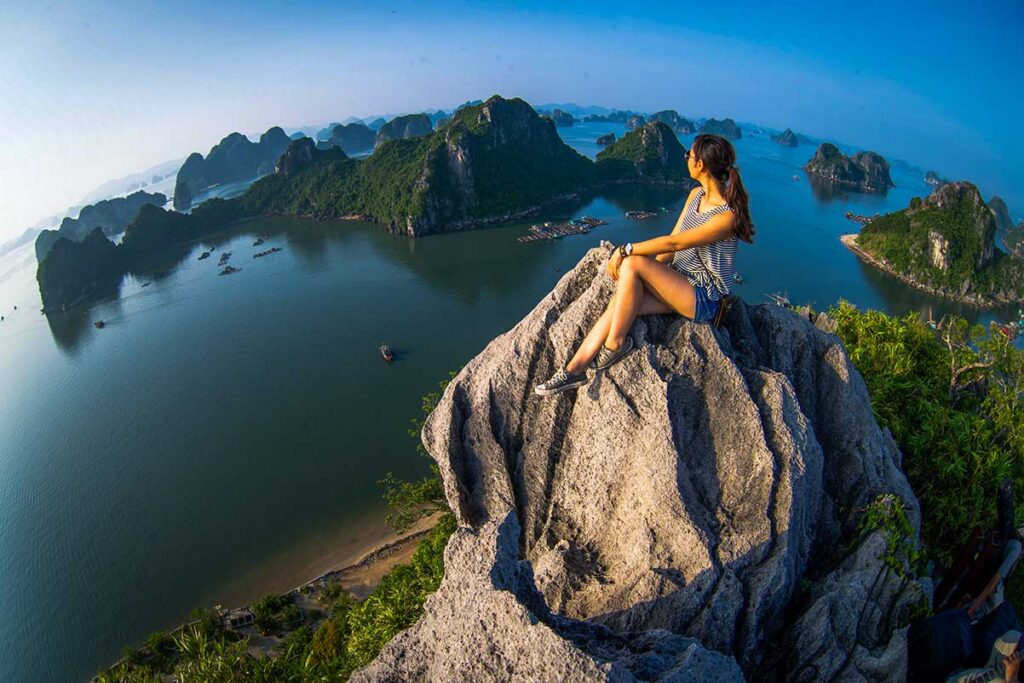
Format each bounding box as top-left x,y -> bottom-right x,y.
768,530 -> 929,683
355,246 -> 923,682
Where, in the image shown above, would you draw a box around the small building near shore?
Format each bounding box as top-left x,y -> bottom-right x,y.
219,606 -> 255,631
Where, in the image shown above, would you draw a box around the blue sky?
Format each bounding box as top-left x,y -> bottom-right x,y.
1,0 -> 1022,241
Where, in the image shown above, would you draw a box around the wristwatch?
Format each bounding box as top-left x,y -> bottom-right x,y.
619,242 -> 633,258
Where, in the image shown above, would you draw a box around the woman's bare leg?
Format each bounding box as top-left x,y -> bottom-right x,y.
565,290 -> 671,374
605,256 -> 698,350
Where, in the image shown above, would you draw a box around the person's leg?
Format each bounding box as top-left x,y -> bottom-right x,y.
605,256 -> 697,350
565,292 -> 671,374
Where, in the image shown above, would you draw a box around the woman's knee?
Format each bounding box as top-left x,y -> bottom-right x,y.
620,255 -> 640,277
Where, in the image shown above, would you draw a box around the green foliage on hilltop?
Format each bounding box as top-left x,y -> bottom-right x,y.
239,140 -> 433,223
596,121 -> 688,182
241,98 -> 600,228
830,301 -> 1024,564
857,186 -> 1024,300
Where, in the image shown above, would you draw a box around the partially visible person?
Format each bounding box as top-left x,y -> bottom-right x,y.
947,629 -> 1022,683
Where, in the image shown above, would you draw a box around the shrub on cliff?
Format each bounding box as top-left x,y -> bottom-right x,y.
831,301 -> 1024,563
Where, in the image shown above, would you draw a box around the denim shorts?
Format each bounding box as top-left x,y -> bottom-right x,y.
689,284 -> 720,323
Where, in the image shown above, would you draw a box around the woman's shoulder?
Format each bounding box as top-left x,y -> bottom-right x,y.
684,186 -> 702,206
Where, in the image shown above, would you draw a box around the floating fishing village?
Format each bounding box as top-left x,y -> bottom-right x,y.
515,208 -> 673,244
516,215 -> 608,243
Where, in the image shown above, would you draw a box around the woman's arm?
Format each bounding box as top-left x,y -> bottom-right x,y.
655,192 -> 697,264
608,210 -> 736,279
636,210 -> 736,256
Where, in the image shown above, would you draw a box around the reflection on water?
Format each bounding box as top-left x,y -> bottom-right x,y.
807,174 -> 849,203
806,173 -> 894,205
854,255 -> 1018,326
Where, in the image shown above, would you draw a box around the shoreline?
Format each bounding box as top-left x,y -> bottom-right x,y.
280,512 -> 441,600
278,177 -> 695,238
98,512 -> 442,677
840,234 -> 1012,310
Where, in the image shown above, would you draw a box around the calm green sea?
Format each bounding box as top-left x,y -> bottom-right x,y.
0,122 -> 1017,682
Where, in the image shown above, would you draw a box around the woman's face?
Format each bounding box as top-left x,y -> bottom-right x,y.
685,148 -> 702,179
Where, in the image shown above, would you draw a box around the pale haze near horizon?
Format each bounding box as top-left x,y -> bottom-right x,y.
1,0 -> 1022,243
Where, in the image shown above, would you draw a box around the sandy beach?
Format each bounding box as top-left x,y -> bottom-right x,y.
212,508 -> 443,610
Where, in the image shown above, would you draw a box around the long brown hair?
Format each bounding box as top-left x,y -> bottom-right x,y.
690,134 -> 755,243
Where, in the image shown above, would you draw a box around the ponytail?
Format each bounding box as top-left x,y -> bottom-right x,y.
692,134 -> 756,244
726,166 -> 755,243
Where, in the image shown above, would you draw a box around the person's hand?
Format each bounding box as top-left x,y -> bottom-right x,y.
1003,651 -> 1020,683
607,249 -> 623,281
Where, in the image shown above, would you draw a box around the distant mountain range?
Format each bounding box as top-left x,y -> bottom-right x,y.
36,96 -> 696,311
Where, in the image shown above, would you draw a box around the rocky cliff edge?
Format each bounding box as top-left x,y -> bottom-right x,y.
354,246 -> 926,682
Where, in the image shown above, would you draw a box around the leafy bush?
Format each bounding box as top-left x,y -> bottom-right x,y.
251,593 -> 298,635
831,301 -> 1024,566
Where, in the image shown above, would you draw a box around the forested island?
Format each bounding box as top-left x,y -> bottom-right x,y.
771,128 -> 798,147
698,117 -> 741,139
37,97 -> 694,311
804,143 -> 894,193
374,114 -> 433,147
648,109 -> 694,134
34,191 -> 167,261
173,127 -> 292,210
1006,222 -> 1024,257
842,182 -> 1024,306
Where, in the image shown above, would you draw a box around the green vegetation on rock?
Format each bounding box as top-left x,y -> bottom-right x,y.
595,120 -> 690,183
35,191 -> 168,261
1006,221 -> 1024,257
804,143 -> 894,192
856,182 -> 1024,303
831,301 -> 1024,565
698,117 -> 741,139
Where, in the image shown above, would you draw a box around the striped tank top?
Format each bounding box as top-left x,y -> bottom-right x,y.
670,187 -> 738,301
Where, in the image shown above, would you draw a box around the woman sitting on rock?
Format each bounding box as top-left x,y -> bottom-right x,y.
536,133 -> 755,396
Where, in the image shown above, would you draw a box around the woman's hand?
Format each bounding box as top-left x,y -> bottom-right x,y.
607,250 -> 624,281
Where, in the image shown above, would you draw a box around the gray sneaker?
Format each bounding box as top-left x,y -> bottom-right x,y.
535,368 -> 589,396
589,336 -> 635,370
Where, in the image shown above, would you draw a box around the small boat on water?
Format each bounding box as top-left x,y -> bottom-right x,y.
734,273 -> 745,284
766,292 -> 791,307
198,251 -> 211,261
253,237 -> 265,247
625,210 -> 659,220
380,344 -> 394,362
995,308 -> 1024,339
94,320 -> 106,329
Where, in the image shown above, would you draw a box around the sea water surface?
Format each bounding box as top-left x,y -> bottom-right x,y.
0,121 -> 1018,682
